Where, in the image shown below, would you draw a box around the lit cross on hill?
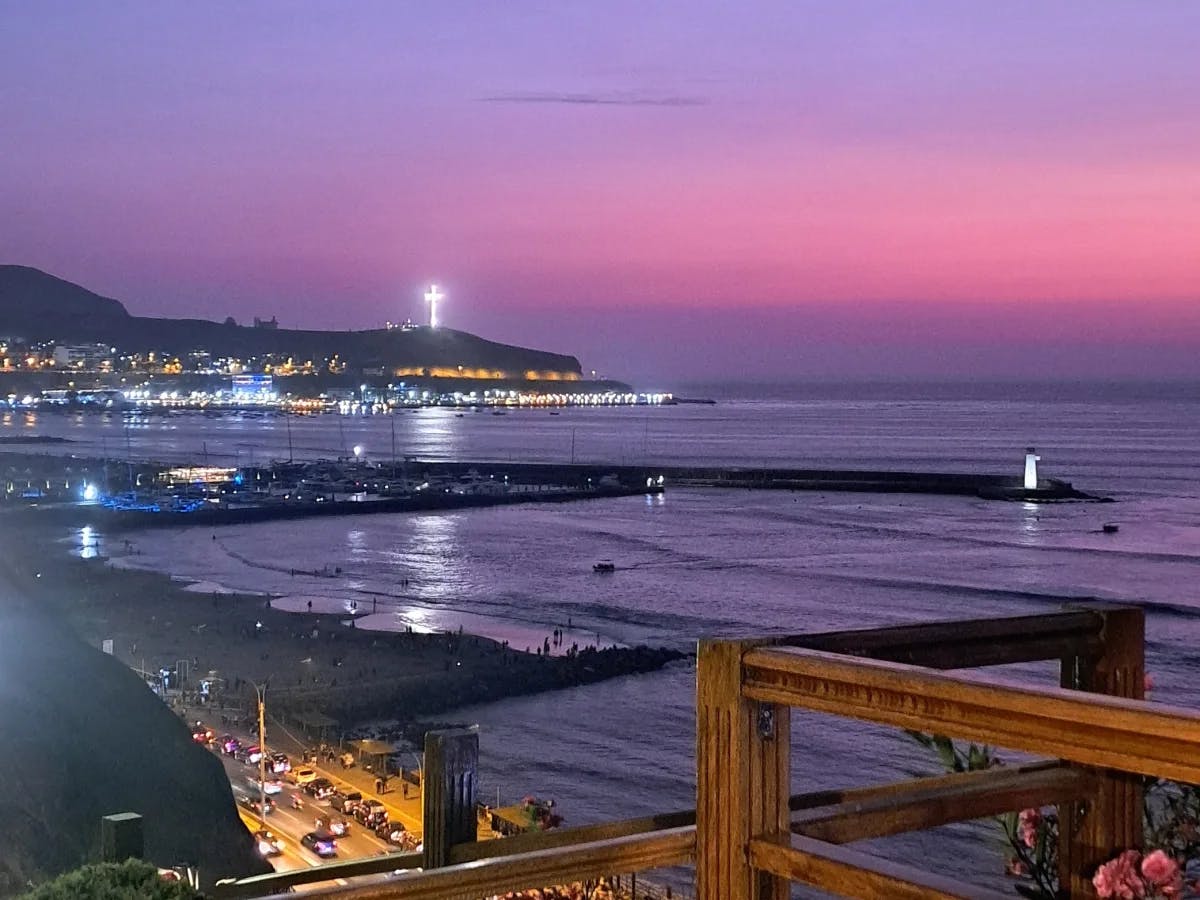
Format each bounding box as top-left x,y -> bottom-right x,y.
424,284 -> 444,329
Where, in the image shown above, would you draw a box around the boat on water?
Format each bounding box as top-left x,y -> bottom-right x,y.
492,410 -> 508,416
1102,523 -> 1120,534
593,561 -> 616,573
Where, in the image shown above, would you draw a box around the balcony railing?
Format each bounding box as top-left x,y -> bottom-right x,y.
214,604 -> 1198,899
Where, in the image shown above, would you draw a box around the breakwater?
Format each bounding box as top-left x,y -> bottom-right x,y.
399,460 -> 1105,501
257,640 -> 688,727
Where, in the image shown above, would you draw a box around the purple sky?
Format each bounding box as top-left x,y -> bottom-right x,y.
3,1 -> 1198,383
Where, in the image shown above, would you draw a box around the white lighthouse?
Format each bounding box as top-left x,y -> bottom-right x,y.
1024,447 -> 1040,490
424,284 -> 445,329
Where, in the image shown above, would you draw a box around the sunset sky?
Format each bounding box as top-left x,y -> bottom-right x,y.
3,1 -> 1198,382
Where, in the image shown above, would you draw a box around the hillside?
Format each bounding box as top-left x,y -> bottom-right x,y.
0,266 -> 583,377
0,601 -> 268,895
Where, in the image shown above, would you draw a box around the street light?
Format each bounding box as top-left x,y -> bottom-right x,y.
252,681 -> 268,827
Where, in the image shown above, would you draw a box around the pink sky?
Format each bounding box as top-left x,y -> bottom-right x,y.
2,2 -> 1198,381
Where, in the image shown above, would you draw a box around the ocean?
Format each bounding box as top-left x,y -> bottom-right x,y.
10,379 -> 1200,891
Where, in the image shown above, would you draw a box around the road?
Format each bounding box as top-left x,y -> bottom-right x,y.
187,709 -> 424,886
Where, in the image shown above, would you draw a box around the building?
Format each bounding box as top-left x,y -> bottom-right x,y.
231,374 -> 274,401
52,343 -> 113,370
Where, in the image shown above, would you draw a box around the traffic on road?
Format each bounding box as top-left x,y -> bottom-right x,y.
188,716 -> 422,882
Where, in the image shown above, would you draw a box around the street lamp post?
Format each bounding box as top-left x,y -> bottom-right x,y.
253,682 -> 268,827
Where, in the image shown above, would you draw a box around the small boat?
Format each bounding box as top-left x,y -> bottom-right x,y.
549,411 -> 561,416
455,413 -> 465,418
492,410 -> 507,416
1102,523 -> 1120,534
593,561 -> 616,573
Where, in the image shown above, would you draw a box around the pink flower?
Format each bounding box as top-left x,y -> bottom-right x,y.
1144,673 -> 1155,693
1140,850 -> 1182,897
1018,808 -> 1043,848
1093,850 -> 1146,900
1006,857 -> 1030,877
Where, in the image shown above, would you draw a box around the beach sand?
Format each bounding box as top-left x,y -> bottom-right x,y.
2,518 -> 684,731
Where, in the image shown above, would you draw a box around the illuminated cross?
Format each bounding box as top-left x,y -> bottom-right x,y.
424,284 -> 444,329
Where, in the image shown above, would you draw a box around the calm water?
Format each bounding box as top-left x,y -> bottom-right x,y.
11,380 -> 1200,889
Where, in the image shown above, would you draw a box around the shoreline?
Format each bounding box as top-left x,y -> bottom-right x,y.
5,520 -> 688,732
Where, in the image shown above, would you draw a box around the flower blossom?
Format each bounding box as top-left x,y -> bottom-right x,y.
1140,849 -> 1182,897
1093,850 -> 1146,900
1017,808 -> 1043,849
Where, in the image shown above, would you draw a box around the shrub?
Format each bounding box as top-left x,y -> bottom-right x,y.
20,859 -> 200,900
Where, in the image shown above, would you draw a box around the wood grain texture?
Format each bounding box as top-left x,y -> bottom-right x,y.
742,642 -> 1200,782
1058,607 -> 1145,897
254,826 -> 694,900
793,762 -> 1092,844
784,609 -> 1105,670
749,835 -> 1013,900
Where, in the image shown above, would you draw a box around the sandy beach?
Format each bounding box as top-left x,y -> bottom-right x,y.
3,515 -> 685,731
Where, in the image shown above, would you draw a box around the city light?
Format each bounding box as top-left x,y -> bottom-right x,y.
82,483 -> 99,501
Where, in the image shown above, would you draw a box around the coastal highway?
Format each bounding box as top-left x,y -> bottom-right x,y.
226,771 -> 395,862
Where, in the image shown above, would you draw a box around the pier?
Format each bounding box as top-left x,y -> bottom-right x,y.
401,460 -> 1104,502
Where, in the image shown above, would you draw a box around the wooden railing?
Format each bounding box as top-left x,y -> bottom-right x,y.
226,605 -> 1195,899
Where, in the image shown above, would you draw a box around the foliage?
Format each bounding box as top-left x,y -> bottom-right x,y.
521,795 -> 564,832
19,859 -> 200,900
910,729 -> 1200,899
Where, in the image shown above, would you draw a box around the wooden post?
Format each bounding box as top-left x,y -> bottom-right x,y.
1059,607 -> 1145,897
423,727 -> 479,870
696,640 -> 790,900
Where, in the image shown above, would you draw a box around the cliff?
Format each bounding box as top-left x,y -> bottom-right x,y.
0,265 -> 583,378
0,602 -> 268,895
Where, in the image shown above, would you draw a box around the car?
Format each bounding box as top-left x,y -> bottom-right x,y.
300,831 -> 337,858
303,777 -> 334,799
329,789 -> 362,813
253,829 -> 283,858
375,819 -> 405,843
239,795 -> 275,816
286,767 -> 317,785
220,735 -> 240,756
242,745 -> 264,764
354,798 -> 387,826
268,752 -> 291,775
246,775 -> 284,795
191,726 -> 214,744
314,814 -> 351,837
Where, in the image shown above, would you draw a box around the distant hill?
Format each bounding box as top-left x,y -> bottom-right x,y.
0,265 -> 583,378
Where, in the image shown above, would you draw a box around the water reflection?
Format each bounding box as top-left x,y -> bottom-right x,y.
409,409 -> 463,461
405,514 -> 459,602
79,525 -> 99,560
1019,501 -> 1041,545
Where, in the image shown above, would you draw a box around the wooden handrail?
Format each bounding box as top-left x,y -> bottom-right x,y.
214,852 -> 423,898
792,761 -> 1092,844
781,608 -> 1105,669
749,835 -> 1013,900
255,826 -> 695,900
741,645 -> 1200,781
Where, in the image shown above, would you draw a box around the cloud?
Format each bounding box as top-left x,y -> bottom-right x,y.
477,90 -> 708,107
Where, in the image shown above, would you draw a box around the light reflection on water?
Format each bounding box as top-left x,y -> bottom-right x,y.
406,513 -> 461,603
78,525 -> 99,560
